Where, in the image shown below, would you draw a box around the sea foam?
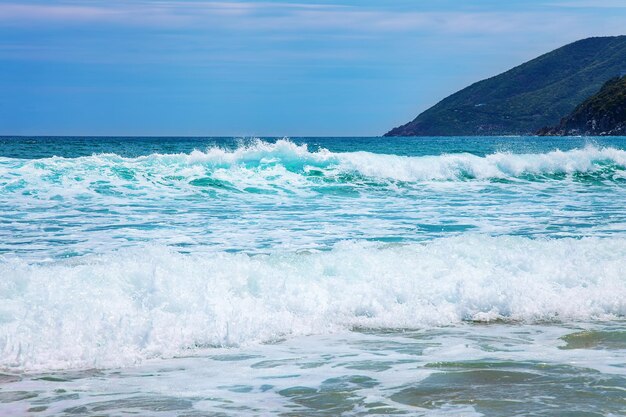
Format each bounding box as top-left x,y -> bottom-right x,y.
1,236 -> 624,371
1,140 -> 626,197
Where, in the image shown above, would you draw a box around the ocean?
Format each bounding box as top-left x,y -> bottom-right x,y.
0,136 -> 625,416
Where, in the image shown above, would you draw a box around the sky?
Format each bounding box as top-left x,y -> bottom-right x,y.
1,0 -> 626,136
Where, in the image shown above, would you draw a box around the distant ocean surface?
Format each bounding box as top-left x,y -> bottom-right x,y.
1,136 -> 625,416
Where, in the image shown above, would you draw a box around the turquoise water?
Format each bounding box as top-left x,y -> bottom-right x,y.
0,136 -> 625,416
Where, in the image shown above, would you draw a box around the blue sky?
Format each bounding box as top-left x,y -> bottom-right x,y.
1,0 -> 625,136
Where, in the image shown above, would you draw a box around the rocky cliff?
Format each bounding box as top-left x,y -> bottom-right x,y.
537,76 -> 626,136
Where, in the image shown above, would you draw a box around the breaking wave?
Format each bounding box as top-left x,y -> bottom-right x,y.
1,236 -> 625,371
1,140 -> 626,197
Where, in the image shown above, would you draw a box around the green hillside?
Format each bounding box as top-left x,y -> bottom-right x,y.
385,36 -> 626,136
538,75 -> 626,136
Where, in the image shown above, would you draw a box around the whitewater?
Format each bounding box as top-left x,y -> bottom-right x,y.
0,136 -> 625,416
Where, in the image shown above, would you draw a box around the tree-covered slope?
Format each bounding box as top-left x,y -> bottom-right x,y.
537,76 -> 626,136
385,36 -> 626,136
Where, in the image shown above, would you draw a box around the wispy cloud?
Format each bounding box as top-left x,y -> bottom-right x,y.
550,0 -> 626,8
0,4 -> 116,22
0,1 -> 584,35
1,1 -> 624,69
0,2 -> 347,27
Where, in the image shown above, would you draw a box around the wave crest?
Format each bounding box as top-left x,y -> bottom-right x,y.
1,141 -> 626,196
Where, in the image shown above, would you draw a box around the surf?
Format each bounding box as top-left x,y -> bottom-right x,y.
1,236 -> 625,371
2,141 -> 626,197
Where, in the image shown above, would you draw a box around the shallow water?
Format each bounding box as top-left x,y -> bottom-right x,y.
1,136 -> 625,416
1,323 -> 625,416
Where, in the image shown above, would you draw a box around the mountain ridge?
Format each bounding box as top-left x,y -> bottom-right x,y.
385,36 -> 626,136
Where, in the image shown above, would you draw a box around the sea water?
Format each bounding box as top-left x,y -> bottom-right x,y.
0,136 -> 625,416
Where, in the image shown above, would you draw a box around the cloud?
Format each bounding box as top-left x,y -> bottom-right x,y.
0,4 -> 116,22
1,0 -> 624,68
0,1 -> 585,36
0,2 -> 347,27
550,0 -> 626,7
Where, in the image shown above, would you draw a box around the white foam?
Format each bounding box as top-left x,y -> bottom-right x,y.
1,236 -> 624,371
1,141 -> 626,195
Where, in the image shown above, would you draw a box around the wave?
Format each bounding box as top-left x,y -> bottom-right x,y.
1,236 -> 625,371
1,140 -> 626,197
